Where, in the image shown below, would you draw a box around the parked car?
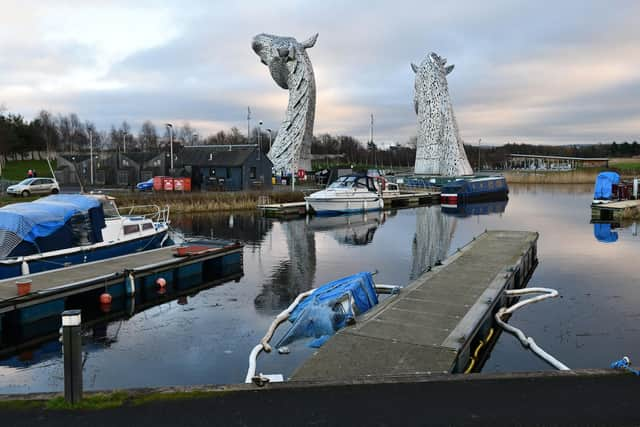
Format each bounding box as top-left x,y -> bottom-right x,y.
136,178 -> 154,191
6,178 -> 60,197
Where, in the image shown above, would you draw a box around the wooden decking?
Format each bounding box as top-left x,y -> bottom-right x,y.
0,243 -> 243,314
592,199 -> 640,221
292,230 -> 539,381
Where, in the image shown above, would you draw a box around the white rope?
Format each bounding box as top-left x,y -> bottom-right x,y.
495,287 -> 570,371
245,288 -> 316,384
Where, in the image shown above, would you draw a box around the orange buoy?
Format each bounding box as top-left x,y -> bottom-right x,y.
16,279 -> 32,296
99,293 -> 112,304
157,287 -> 167,296
156,277 -> 167,288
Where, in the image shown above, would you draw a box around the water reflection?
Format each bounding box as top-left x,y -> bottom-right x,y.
593,221 -> 639,243
254,219 -> 317,311
307,211 -> 389,246
176,213 -> 272,245
441,200 -> 508,218
411,206 -> 456,280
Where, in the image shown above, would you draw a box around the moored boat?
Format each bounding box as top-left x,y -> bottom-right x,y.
0,194 -> 170,279
305,174 -> 384,215
440,176 -> 508,205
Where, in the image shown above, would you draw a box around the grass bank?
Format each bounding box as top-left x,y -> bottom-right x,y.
114,190 -> 306,214
0,160 -> 56,181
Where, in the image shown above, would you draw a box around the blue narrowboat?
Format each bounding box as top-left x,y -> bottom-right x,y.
440,176 -> 509,205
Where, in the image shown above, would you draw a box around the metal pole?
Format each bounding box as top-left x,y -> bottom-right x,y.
89,130 -> 94,185
247,106 -> 251,142
61,309 -> 82,404
291,162 -> 295,192
123,132 -> 127,154
477,138 -> 481,172
166,123 -> 174,173
267,129 -> 272,152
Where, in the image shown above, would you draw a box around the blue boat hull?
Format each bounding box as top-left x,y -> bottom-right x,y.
0,231 -> 168,280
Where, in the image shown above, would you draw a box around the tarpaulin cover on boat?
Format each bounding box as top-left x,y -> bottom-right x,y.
0,194 -> 105,257
593,172 -> 620,199
277,272 -> 378,348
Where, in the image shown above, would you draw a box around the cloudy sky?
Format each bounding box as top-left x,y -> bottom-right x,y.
1,0 -> 639,146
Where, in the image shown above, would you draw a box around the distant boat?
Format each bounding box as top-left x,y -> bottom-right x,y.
305,174 -> 384,215
0,194 -> 170,280
440,176 -> 509,206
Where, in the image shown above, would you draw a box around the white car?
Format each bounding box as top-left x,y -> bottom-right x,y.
6,178 -> 60,197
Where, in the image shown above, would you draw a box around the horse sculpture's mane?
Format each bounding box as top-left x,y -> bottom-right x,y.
252,33 -> 318,173
411,52 -> 473,176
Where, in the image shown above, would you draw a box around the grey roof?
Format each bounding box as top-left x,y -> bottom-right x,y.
180,147 -> 261,167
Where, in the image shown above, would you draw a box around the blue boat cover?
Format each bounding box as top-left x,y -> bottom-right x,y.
277,272 -> 378,348
0,194 -> 102,244
593,172 -> 620,199
593,223 -> 618,243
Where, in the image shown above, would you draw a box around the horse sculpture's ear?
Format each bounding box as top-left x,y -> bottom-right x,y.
301,33 -> 319,49
411,62 -> 419,73
445,64 -> 454,75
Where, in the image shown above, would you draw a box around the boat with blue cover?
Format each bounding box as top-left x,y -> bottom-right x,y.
0,194 -> 170,280
440,176 -> 508,206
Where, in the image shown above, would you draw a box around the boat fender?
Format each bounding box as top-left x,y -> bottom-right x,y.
611,356 -> 640,375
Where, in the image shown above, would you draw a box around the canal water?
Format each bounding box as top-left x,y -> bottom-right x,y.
1,184 -> 639,393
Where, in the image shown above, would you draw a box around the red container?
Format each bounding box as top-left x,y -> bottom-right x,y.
183,177 -> 191,192
173,177 -> 192,192
153,176 -> 164,191
163,177 -> 174,191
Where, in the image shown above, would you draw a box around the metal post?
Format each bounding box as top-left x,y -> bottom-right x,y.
291,163 -> 295,192
62,309 -> 82,404
267,129 -> 272,152
166,123 -> 174,173
89,130 -> 94,185
247,106 -> 251,142
122,132 -> 127,154
477,138 -> 481,172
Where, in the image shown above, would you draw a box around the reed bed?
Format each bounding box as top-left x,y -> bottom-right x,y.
504,169 -> 602,184
114,190 -> 306,214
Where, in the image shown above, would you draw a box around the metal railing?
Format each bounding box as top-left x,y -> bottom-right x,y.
118,204 -> 170,224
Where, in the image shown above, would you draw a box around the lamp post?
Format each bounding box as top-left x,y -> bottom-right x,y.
266,128 -> 272,152
477,138 -> 481,172
89,129 -> 94,185
122,131 -> 127,154
258,121 -> 263,160
192,133 -> 198,146
165,123 -> 174,172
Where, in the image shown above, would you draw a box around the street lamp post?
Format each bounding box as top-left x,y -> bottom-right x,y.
122,131 -> 127,154
89,129 -> 94,185
266,128 -> 272,152
166,123 -> 174,173
477,138 -> 481,172
258,121 -> 263,160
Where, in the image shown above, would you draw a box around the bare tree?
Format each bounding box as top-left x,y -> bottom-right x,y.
139,121 -> 158,152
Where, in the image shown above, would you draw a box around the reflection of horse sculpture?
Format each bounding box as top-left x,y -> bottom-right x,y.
252,33 -> 318,172
411,206 -> 456,279
254,219 -> 317,310
411,52 -> 473,176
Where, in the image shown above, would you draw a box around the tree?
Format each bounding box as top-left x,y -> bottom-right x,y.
139,121 -> 158,151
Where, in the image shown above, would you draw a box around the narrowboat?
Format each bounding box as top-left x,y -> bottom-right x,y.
440,176 -> 509,205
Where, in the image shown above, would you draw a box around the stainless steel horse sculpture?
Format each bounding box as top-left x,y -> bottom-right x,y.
411,52 -> 473,176
252,33 -> 318,173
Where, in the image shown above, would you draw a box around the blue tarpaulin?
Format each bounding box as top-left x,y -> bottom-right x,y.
0,194 -> 102,244
277,272 -> 378,348
593,172 -> 620,200
593,223 -> 619,243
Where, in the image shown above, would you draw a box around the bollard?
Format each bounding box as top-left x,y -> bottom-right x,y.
61,309 -> 82,404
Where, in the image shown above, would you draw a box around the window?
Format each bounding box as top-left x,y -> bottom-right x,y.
142,223 -> 154,231
123,224 -> 139,235
249,167 -> 257,179
226,168 -> 232,179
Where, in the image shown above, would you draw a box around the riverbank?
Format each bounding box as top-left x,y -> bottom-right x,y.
503,169 -> 602,184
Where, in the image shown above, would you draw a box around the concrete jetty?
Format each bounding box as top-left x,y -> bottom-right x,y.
292,230 -> 538,380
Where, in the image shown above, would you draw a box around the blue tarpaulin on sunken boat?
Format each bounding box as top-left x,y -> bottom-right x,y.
593,172 -> 620,200
277,272 -> 378,348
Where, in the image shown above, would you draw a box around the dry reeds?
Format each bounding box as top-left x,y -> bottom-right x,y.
504,170 -> 601,184
114,191 -> 306,214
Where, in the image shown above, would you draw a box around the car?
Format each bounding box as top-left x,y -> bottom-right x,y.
6,178 -> 60,197
136,178 -> 154,191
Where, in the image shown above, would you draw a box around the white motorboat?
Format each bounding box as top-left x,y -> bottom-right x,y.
305,175 -> 384,215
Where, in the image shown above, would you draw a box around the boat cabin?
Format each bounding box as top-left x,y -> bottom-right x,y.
328,175 -> 379,193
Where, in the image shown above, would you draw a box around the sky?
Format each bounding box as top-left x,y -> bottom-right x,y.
1,0 -> 639,146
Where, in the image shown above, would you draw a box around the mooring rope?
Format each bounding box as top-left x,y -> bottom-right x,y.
495,287 -> 570,371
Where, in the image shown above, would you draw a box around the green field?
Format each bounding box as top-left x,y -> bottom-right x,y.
1,160 -> 56,181
612,162 -> 640,172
